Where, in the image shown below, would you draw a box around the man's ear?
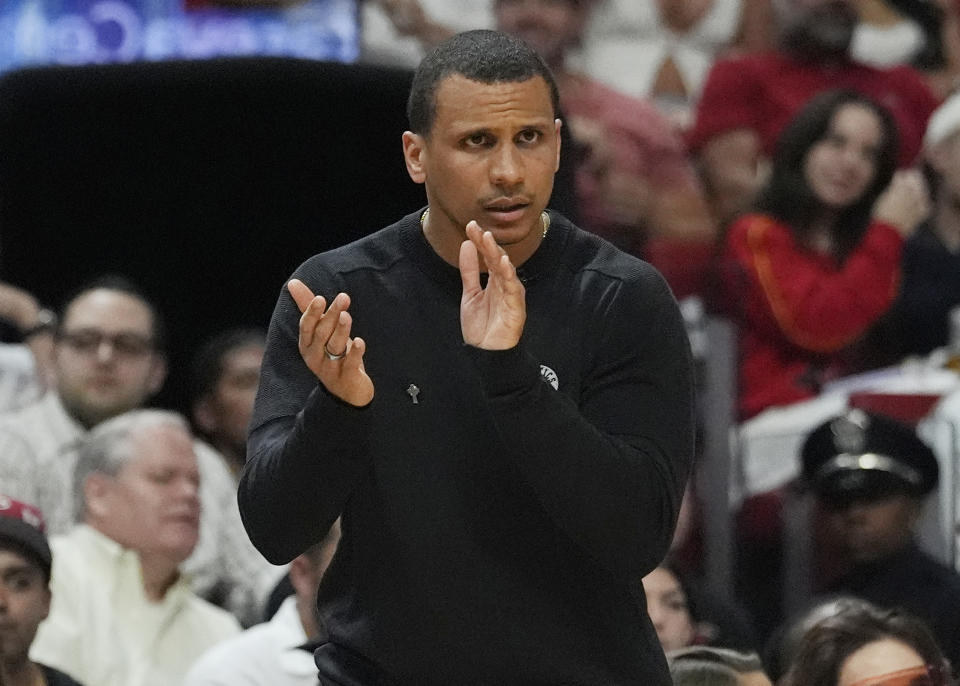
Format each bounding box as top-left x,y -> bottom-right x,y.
192,395 -> 217,435
554,118 -> 562,173
83,473 -> 113,521
147,354 -> 168,396
402,131 -> 428,184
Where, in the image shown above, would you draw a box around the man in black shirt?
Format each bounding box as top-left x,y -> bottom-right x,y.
240,29 -> 695,685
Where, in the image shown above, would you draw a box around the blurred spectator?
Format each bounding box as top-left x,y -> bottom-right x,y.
881,91 -> 960,358
495,0 -> 716,296
780,597 -> 954,686
30,410 -> 240,686
577,0 -> 775,130
361,0 -> 493,68
799,409 -> 960,668
762,596 -> 857,683
689,0 -> 938,226
643,560 -> 758,653
0,280 -> 55,412
183,519 -> 340,686
0,275 -> 280,625
717,89 -> 927,421
852,0 -> 960,99
669,646 -> 772,686
0,497 -> 83,686
190,328 -> 265,477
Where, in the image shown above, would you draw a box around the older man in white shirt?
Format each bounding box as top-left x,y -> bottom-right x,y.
30,409 -> 241,686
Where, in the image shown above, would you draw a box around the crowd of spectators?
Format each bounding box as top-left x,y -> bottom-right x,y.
2,0 -> 960,683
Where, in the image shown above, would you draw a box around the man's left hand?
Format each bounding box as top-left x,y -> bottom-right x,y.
458,221 -> 526,350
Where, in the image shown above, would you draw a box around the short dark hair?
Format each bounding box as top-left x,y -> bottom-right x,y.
406,29 -> 560,136
757,89 -> 899,262
57,274 -> 167,353
781,599 -> 952,686
189,327 -> 266,403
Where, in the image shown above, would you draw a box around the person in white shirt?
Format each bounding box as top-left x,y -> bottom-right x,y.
0,275 -> 281,624
30,409 -> 241,686
184,519 -> 341,686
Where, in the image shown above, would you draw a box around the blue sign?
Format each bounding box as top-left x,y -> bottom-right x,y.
0,0 -> 359,72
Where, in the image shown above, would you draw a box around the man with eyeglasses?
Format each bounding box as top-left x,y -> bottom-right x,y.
0,275 -> 281,626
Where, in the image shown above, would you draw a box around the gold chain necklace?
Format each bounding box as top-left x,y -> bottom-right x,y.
420,208 -> 550,239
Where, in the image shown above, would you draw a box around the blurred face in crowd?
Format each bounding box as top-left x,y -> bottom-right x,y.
55,289 -> 166,428
0,547 -> 49,669
642,566 -> 696,652
804,104 -> 883,211
821,493 -> 919,564
837,638 -> 926,686
194,342 -> 263,464
494,0 -> 587,69
779,0 -> 858,59
87,423 -> 200,566
403,73 -> 561,264
927,131 -> 960,201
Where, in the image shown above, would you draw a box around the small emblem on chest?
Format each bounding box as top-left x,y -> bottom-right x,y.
539,365 -> 559,390
406,384 -> 421,404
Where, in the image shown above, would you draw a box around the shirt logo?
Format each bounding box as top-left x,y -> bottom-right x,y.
539,365 -> 559,390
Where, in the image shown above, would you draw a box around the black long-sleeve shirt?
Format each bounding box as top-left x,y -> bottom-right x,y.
239,210 -> 695,685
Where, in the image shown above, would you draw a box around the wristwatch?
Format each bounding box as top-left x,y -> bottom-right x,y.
20,308 -> 57,339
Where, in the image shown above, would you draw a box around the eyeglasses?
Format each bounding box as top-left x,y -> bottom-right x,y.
57,329 -> 155,358
847,665 -> 948,686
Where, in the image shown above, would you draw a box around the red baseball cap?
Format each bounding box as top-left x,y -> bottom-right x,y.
0,495 -> 52,578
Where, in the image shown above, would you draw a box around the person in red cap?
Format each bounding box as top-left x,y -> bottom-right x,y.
0,496 -> 83,686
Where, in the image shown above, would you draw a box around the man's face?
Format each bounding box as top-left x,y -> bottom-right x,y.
54,289 -> 166,428
928,131 -> 960,201
403,74 -> 561,257
0,548 -> 50,668
494,0 -> 585,68
195,343 -> 263,460
822,493 -> 919,564
780,0 -> 857,58
94,424 -> 201,565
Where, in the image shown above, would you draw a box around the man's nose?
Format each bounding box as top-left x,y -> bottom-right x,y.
490,144 -> 524,188
95,339 -> 117,363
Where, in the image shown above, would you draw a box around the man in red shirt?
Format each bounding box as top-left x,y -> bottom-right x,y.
688,0 -> 939,226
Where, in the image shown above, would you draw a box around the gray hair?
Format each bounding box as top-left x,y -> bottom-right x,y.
73,409 -> 191,518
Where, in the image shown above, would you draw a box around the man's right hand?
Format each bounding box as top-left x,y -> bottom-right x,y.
287,279 -> 374,407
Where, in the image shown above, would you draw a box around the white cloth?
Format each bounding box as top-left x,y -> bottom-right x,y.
360,0 -> 493,69
184,596 -> 317,686
30,525 -> 241,686
0,343 -> 41,413
0,394 -> 285,624
576,0 -> 742,106
851,18 -> 926,68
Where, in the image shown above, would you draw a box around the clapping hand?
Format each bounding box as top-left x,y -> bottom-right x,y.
287,279 -> 374,407
458,221 -> 526,350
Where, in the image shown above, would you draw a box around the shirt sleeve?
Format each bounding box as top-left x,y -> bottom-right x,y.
238,267 -> 373,565
726,215 -> 904,352
468,266 -> 695,581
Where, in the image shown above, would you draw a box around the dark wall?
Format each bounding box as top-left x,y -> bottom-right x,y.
0,57 -> 425,412
0,56 -> 577,413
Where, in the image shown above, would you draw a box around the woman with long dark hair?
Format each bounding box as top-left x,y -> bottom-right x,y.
781,598 -> 954,686
719,88 -> 929,420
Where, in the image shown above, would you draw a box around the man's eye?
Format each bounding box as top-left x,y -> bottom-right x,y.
518,130 -> 541,144
465,133 -> 488,147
